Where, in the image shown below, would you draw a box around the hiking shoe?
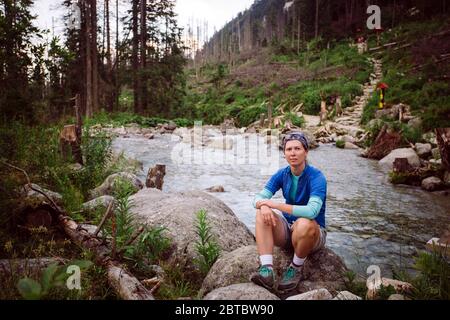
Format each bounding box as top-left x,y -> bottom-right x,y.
250,265 -> 275,291
277,265 -> 303,292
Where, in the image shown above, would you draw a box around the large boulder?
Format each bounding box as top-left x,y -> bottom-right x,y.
18,183 -> 63,206
200,245 -> 347,297
415,143 -> 432,158
129,188 -> 255,268
200,245 -> 290,296
89,172 -> 144,199
203,283 -> 280,300
378,148 -> 421,171
421,176 -> 444,191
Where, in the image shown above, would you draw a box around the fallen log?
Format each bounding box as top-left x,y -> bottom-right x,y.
58,215 -> 155,300
2,161 -> 154,300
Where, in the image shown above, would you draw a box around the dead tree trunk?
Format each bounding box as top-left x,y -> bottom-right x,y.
58,214 -> 155,300
335,96 -> 343,117
140,0 -> 147,113
132,0 -> 140,114
319,99 -> 327,124
59,125 -> 83,164
146,164 -> 166,190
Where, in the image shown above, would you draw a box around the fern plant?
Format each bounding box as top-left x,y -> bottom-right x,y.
193,209 -> 220,275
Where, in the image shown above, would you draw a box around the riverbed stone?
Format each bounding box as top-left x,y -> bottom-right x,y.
205,185 -> 225,193
344,142 -> 359,149
203,283 -> 280,300
378,148 -> 421,171
286,288 -> 332,300
88,172 -> 144,199
129,188 -> 255,270
421,176 -> 444,191
415,143 -> 432,158
333,291 -> 363,300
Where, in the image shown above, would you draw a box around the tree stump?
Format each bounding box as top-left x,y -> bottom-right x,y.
335,96 -> 343,117
319,100 -> 328,124
436,128 -> 450,171
366,125 -> 402,160
259,113 -> 265,128
393,158 -> 412,173
59,125 -> 82,164
146,164 -> 166,190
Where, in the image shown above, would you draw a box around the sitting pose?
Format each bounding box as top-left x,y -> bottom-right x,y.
251,132 -> 327,292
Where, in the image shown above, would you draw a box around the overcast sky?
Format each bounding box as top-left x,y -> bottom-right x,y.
31,0 -> 254,41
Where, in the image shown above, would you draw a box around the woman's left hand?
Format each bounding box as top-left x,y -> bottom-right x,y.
257,200 -> 278,210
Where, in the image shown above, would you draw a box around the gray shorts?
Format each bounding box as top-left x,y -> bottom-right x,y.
276,212 -> 327,252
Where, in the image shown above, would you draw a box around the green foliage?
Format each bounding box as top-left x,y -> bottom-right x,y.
284,112 -> 305,128
336,140 -> 345,149
101,178 -> 172,271
394,249 -> 450,300
361,93 -> 380,125
343,270 -> 367,299
194,209 -> 220,276
410,250 -> 450,299
236,102 -> 267,127
17,260 -> 93,300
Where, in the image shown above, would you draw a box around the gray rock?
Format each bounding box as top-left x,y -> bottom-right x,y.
421,176 -> 444,191
82,195 -> 116,212
200,245 -> 289,296
344,142 -> 359,149
337,135 -> 356,144
19,183 -> 63,206
415,143 -> 432,158
89,172 -> 144,199
333,291 -> 363,300
129,189 -> 255,268
286,288 -> 332,300
206,185 -> 225,193
388,294 -> 405,300
203,283 -> 280,300
379,148 -> 421,171
200,245 -> 347,297
408,117 -> 422,129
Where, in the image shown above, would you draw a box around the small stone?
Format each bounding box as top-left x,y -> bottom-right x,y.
388,294 -> 405,300
333,291 -> 362,300
206,185 -> 225,193
286,288 -> 332,300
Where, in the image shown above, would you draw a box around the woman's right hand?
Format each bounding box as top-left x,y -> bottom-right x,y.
259,205 -> 277,227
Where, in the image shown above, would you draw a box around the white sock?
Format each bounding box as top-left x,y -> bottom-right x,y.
260,254 -> 273,268
292,254 -> 306,268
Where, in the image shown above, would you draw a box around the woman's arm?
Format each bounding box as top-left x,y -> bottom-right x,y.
257,196 -> 323,219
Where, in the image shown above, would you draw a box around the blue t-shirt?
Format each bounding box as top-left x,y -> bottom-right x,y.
264,164 -> 327,228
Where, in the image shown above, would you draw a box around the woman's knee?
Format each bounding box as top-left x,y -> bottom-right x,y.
292,218 -> 317,239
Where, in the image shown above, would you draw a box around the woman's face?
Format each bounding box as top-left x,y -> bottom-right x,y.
284,140 -> 308,167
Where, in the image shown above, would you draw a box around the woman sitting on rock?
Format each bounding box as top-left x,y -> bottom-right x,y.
251,131 -> 328,293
